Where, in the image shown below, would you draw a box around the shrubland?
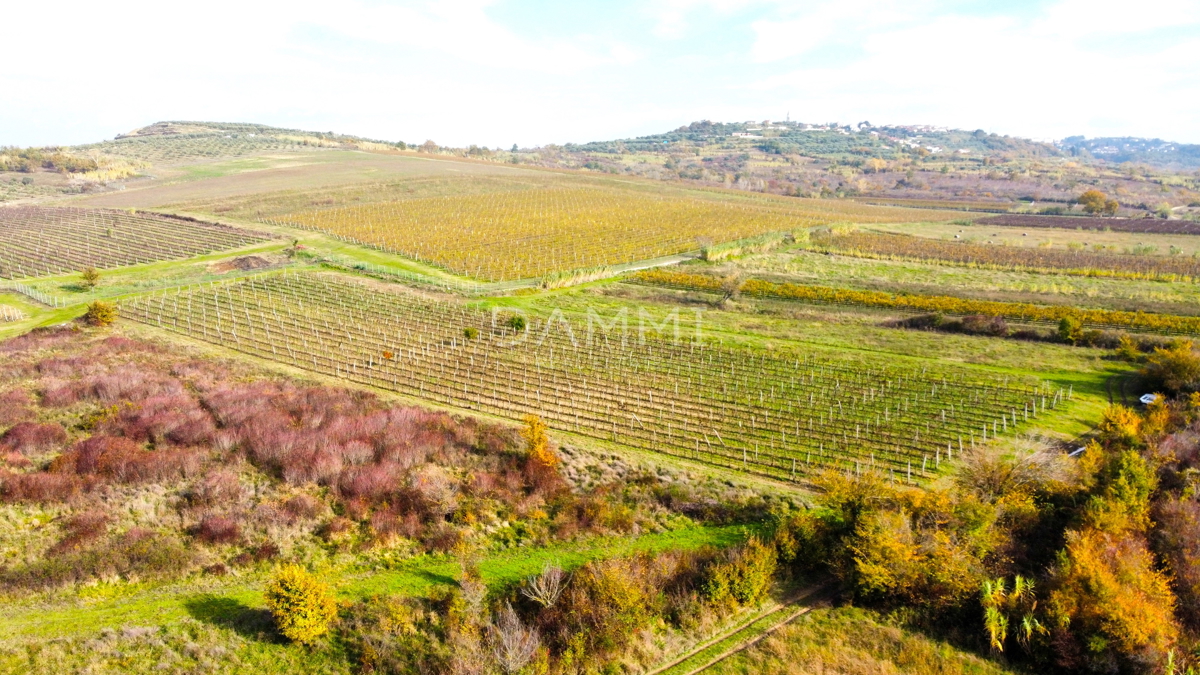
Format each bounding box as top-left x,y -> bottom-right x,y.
0,327 -> 775,599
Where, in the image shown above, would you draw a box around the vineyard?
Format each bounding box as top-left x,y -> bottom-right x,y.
633,268 -> 1200,335
120,273 -> 1053,486
978,214 -> 1200,235
0,207 -> 271,279
806,230 -> 1200,282
265,186 -> 957,281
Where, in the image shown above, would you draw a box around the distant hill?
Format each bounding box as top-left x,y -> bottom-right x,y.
1059,136 -> 1200,168
72,121 -> 405,165
567,120 -> 1064,163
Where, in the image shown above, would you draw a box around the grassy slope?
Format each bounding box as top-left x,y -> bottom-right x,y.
0,524 -> 747,643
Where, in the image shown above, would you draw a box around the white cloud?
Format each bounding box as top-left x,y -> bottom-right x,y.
741,0 -> 1200,141
0,0 -> 1197,148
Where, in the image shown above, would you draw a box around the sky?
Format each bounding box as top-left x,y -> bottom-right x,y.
3,0 -> 1199,148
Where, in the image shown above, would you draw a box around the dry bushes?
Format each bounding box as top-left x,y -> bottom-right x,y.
0,528 -> 194,592
194,515 -> 242,545
1,421 -> 67,454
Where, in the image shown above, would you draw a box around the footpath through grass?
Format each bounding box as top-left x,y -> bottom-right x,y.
0,524 -> 748,643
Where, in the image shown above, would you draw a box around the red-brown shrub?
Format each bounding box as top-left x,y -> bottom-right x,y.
422,523 -> 462,553
282,494 -> 322,520
48,511 -> 110,555
103,394 -> 214,446
251,540 -> 280,561
339,462 -> 402,504
0,389 -> 31,425
1,422 -> 67,454
40,381 -> 83,407
1153,498 -> 1200,630
187,470 -> 245,507
281,448 -> 343,486
1,528 -> 195,591
370,506 -> 422,543
195,515 -> 242,544
81,371 -> 184,404
54,435 -> 202,484
322,516 -> 355,541
2,451 -> 31,468
0,471 -> 85,502
0,326 -> 75,355
36,356 -> 91,378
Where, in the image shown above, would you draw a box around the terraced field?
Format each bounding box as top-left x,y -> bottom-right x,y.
0,207 -> 271,279
121,273 -> 1054,485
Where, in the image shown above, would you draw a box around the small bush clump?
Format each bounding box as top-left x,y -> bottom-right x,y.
264,564 -> 340,646
83,301 -> 118,326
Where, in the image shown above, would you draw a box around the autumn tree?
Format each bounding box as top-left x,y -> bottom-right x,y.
1057,316 -> 1083,345
522,414 -> 562,492
1077,189 -> 1118,215
1143,340 -> 1200,393
80,267 -> 100,290
1077,189 -> 1107,214
264,564 -> 339,646
1045,529 -> 1177,670
83,301 -> 117,326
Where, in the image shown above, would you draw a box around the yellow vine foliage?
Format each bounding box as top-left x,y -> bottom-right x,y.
634,269 -> 1200,335
273,186 -> 956,281
806,230 -> 1200,283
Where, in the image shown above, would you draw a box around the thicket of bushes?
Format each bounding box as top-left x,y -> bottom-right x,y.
336,535 -> 784,674
765,386 -> 1200,673
0,146 -> 99,173
0,327 -> 771,594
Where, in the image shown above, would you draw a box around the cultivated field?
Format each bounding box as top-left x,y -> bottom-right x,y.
721,247 -> 1200,316
122,273 -> 1052,485
806,229 -> 1200,281
980,213 -> 1200,235
265,185 -> 959,281
0,207 -> 270,279
634,268 -> 1200,335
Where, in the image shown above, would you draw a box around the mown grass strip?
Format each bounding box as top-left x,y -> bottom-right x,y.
653,585 -> 830,675
0,524 -> 748,642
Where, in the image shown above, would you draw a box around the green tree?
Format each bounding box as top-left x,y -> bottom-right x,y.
1058,315 -> 1084,345
263,564 -> 339,646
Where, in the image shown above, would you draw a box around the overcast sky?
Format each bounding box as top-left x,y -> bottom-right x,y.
3,0 -> 1199,148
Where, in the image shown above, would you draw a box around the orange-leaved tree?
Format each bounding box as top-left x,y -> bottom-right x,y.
522,414 -> 561,492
